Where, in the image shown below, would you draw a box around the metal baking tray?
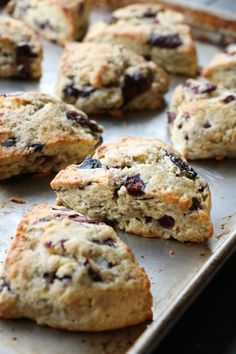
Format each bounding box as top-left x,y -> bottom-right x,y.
0,9 -> 236,354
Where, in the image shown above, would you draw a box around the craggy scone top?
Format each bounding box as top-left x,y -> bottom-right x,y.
85,4 -> 198,75
52,137 -> 213,242
57,42 -> 169,114
0,92 -> 103,174
0,204 -> 152,331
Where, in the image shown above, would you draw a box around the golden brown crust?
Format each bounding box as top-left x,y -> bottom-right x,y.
0,203 -> 153,330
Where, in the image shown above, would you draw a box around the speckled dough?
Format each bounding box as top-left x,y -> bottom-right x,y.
51,136 -> 213,243
0,16 -> 42,79
203,44 -> 236,89
7,0 -> 91,45
169,79 -> 236,160
0,92 -> 103,179
85,4 -> 198,76
57,42 -> 169,115
0,204 -> 152,331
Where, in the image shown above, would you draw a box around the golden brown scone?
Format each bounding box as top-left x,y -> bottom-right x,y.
57,42 -> 169,115
7,0 -> 91,45
0,204 -> 152,331
0,92 -> 103,179
51,136 -> 213,243
203,44 -> 236,89
0,16 -> 42,79
169,79 -> 236,159
85,4 -> 198,76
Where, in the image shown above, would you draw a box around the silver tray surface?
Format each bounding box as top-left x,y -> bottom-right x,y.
0,10 -> 236,354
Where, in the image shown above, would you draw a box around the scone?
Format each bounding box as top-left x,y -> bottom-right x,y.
0,92 -> 103,180
57,42 -> 169,115
203,44 -> 236,89
168,79 -> 236,159
51,136 -> 213,243
0,204 -> 152,331
85,4 -> 198,76
7,0 -> 91,45
0,16 -> 42,79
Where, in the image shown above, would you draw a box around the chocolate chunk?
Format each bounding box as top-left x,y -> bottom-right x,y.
177,123 -> 182,129
0,276 -> 11,292
84,259 -> 102,282
16,44 -> 38,58
78,156 -> 102,169
124,174 -> 146,196
2,138 -> 16,147
167,111 -> 176,124
92,238 -> 116,247
165,151 -> 197,180
158,215 -> 175,229
203,122 -> 211,128
190,197 -> 202,211
30,143 -> 44,152
63,84 -> 80,99
222,95 -> 236,103
149,33 -> 182,48
66,110 -> 102,133
122,72 -> 152,105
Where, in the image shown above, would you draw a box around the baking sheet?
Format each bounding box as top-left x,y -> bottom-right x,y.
0,10 -> 236,354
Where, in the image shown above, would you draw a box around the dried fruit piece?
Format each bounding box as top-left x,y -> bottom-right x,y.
122,73 -> 152,105
190,197 -> 202,211
149,33 -> 182,48
2,138 -> 16,147
166,151 -> 197,179
30,143 -> 43,152
157,215 -> 175,229
78,156 -> 102,169
66,111 -> 102,133
167,111 -> 177,124
92,239 -> 116,247
84,259 -> 103,282
124,174 -> 146,196
222,95 -> 236,103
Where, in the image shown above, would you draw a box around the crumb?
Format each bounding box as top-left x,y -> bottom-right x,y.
200,252 -> 206,257
141,255 -> 144,259
12,337 -> 17,341
169,249 -> 175,256
221,224 -> 225,230
8,197 -> 26,204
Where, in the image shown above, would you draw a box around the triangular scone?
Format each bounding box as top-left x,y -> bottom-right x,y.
51,137 -> 213,243
56,42 -> 169,115
0,204 -> 152,331
0,92 -> 103,180
168,79 -> 236,159
203,44 -> 236,89
85,4 -> 198,76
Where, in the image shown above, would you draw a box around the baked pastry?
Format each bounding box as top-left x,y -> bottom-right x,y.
0,92 -> 103,180
93,0 -> 236,46
85,4 -> 198,76
0,16 -> 42,79
57,42 -> 169,115
203,44 -> 236,89
7,0 -> 91,45
168,79 -> 236,159
51,136 -> 213,243
0,204 -> 152,331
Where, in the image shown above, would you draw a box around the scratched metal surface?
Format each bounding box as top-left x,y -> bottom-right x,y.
0,9 -> 236,354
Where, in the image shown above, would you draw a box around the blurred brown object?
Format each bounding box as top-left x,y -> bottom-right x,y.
93,0 -> 236,46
